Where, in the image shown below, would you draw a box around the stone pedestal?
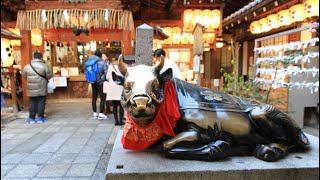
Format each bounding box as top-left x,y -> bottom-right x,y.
106,130 -> 319,180
135,24 -> 153,66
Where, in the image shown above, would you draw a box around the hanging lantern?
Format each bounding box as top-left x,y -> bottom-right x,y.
193,9 -> 203,27
172,27 -> 181,44
277,10 -> 293,26
188,34 -> 194,44
9,28 -> 21,46
210,9 -> 221,29
267,14 -> 280,29
180,33 -> 190,44
289,4 -> 307,22
249,20 -> 261,34
163,27 -> 172,44
303,0 -> 319,17
259,18 -> 271,33
202,9 -> 212,28
1,38 -> 14,67
31,28 -> 42,47
203,33 -> 215,44
183,9 -> 194,31
216,38 -> 224,48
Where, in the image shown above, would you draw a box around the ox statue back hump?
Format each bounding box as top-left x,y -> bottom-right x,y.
112,55 -> 310,162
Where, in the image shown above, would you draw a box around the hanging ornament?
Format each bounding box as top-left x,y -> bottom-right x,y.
303,0 -> 319,18
1,38 -> 14,67
267,14 -> 280,29
289,4 -> 307,22
277,10 -> 293,26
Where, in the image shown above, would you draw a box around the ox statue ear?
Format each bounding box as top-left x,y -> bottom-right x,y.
112,71 -> 124,85
159,68 -> 173,81
153,55 -> 165,74
118,54 -> 128,76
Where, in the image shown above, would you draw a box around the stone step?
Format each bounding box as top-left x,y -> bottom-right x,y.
106,130 -> 319,180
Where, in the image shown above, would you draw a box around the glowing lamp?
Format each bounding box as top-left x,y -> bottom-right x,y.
188,34 -> 194,44
202,9 -> 212,28
9,28 -> 21,46
259,18 -> 271,33
193,9 -> 203,26
267,14 -> 280,29
277,10 -> 293,26
1,38 -> 14,67
171,27 -> 181,44
163,27 -> 172,44
211,9 -> 221,29
180,33 -> 190,44
289,4 -> 307,22
183,9 -> 194,31
203,33 -> 215,44
31,28 -> 42,47
216,38 -> 224,48
249,21 -> 261,34
303,0 -> 319,17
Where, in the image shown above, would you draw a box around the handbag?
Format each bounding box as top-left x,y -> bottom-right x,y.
103,64 -> 119,94
30,64 -> 56,93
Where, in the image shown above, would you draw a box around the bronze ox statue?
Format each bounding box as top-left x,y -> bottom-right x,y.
112,55 -> 310,162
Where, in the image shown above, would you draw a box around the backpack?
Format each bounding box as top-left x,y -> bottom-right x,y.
85,56 -> 100,83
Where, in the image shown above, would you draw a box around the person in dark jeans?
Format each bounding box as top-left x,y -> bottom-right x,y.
22,52 -> 53,124
90,50 -> 109,120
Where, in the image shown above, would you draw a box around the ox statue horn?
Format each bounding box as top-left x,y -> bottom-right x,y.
153,55 -> 165,74
118,54 -> 128,76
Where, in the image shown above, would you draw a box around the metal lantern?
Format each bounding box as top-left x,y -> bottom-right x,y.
289,4 -> 307,22
1,37 -> 14,67
277,10 -> 293,26
31,28 -> 43,47
267,14 -> 280,29
303,0 -> 319,18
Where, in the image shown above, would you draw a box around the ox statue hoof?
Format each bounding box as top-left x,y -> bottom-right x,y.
253,144 -> 287,162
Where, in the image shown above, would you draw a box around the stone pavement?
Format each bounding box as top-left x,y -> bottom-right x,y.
1,102 -> 121,180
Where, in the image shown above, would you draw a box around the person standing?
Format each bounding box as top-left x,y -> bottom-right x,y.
105,55 -> 124,125
101,53 -> 112,114
89,50 -> 108,120
22,52 -> 53,124
153,48 -> 182,79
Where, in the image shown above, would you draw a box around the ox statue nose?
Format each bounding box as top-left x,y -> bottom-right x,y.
131,95 -> 151,112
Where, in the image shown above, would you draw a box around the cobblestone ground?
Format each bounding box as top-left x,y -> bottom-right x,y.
1,102 -> 121,180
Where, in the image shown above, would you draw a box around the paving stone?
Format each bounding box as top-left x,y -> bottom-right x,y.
9,133 -> 55,154
12,133 -> 37,140
2,177 -> 31,180
47,153 -> 77,164
1,165 -> 16,178
42,127 -> 62,133
21,153 -> 53,164
6,164 -> 42,178
73,154 -> 101,164
58,127 -> 78,133
1,134 -> 16,140
1,153 -> 29,164
32,178 -> 63,180
36,164 -> 71,178
65,164 -> 96,177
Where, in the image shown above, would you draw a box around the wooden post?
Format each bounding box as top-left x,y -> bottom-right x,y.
20,30 -> 32,109
8,66 -> 18,113
122,30 -> 132,55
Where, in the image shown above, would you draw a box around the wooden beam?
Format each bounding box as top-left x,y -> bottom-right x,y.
25,0 -> 122,10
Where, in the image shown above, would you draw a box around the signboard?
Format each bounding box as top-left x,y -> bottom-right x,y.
53,77 -> 67,87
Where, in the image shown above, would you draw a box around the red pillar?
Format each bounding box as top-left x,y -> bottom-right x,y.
20,30 -> 32,109
122,30 -> 133,55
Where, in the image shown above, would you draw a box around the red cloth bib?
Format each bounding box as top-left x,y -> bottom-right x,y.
121,81 -> 180,150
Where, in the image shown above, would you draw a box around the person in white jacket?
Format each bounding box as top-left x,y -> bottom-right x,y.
105,56 -> 124,125
153,48 -> 182,80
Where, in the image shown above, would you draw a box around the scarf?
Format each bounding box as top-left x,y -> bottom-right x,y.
121,81 -> 180,150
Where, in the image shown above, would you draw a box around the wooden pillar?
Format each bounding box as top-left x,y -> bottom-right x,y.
122,30 -> 132,55
20,30 -> 32,109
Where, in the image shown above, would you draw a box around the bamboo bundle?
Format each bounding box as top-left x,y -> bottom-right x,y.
16,9 -> 134,31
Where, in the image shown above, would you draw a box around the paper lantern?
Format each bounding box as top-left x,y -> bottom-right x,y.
31,28 -> 42,47
180,33 -> 190,44
193,9 -> 203,27
203,33 -> 215,44
277,10 -> 293,26
216,38 -> 224,48
163,27 -> 172,44
211,9 -> 221,29
259,18 -> 272,33
249,21 -> 261,34
183,9 -> 194,31
202,9 -> 212,28
289,4 -> 307,22
303,0 -> 319,17
1,38 -> 14,67
9,28 -> 21,46
171,27 -> 181,44
188,34 -> 194,44
267,14 -> 280,29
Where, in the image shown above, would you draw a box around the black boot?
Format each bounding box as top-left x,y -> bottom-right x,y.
113,106 -> 119,125
119,106 -> 124,125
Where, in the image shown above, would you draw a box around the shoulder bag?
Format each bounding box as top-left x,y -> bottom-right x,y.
30,64 -> 56,93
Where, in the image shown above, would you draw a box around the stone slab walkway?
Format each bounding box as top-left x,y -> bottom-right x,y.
1,102 -> 121,180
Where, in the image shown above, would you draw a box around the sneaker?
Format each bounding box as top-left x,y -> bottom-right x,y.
37,116 -> 48,123
93,112 -> 98,118
26,118 -> 36,124
98,113 -> 108,120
